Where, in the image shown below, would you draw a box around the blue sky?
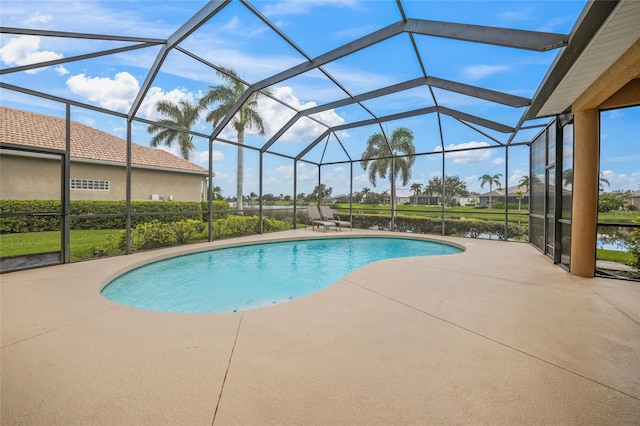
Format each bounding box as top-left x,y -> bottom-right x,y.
1,0 -> 638,197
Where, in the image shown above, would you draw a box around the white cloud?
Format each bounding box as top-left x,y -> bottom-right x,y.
510,169 -> 528,187
353,173 -> 371,189
65,72 -> 204,124
78,116 -> 95,127
138,86 -> 198,120
258,86 -> 345,142
462,65 -> 509,81
66,71 -> 140,112
220,16 -> 240,32
262,0 -> 361,16
24,12 -> 53,25
600,170 -> 640,192
190,149 -> 225,169
498,5 -> 539,21
55,65 -> 69,75
272,163 -> 317,183
0,35 -> 63,73
492,158 -> 505,165
434,141 -> 492,164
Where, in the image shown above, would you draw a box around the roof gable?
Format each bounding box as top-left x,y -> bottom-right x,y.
0,107 -> 207,175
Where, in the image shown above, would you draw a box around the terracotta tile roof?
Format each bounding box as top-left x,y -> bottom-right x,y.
0,107 -> 207,175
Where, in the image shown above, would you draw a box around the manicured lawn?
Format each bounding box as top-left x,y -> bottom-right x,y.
596,248 -> 636,265
1,229 -> 123,261
598,210 -> 640,224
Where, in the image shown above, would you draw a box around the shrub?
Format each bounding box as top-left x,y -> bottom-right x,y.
629,218 -> 640,268
349,213 -> 529,241
0,199 -> 61,233
491,202 -> 505,209
171,219 -> 205,244
598,190 -> 632,213
202,200 -> 230,220
1,199 -> 208,233
121,220 -> 172,250
262,216 -> 290,232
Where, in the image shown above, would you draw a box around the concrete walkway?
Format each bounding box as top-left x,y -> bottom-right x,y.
2,230 -> 639,425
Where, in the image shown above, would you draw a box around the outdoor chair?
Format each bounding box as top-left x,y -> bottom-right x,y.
319,205 -> 352,231
306,205 -> 338,232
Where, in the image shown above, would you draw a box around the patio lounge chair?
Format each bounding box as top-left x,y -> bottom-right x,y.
306,205 -> 338,232
319,205 -> 352,231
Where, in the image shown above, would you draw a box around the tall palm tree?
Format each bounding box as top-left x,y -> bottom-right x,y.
479,173 -> 503,207
599,173 -> 610,192
361,187 -> 371,203
562,168 -> 573,189
515,190 -> 525,211
360,127 -> 416,214
410,182 -> 423,205
147,100 -> 203,160
519,175 -> 530,193
423,182 -> 434,205
212,186 -> 223,200
200,68 -> 268,214
562,168 -> 610,191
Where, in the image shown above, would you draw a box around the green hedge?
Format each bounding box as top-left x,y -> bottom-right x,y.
119,216 -> 291,251
351,214 -> 528,241
0,199 -> 230,233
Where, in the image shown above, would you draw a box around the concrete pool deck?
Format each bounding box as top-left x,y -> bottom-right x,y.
2,229 -> 639,425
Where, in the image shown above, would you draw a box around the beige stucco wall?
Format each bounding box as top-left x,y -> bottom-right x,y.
0,153 -> 206,202
1,154 -> 62,200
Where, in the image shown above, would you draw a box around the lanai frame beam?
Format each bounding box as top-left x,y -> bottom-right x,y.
215,17 -> 566,156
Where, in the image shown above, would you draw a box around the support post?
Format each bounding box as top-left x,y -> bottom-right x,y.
62,104 -> 71,263
125,120 -> 132,254
570,109 -> 599,277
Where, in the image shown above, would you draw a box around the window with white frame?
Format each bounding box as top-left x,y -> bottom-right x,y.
70,178 -> 110,191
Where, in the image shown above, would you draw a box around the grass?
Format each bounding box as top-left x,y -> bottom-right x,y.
598,210 -> 640,224
1,229 -> 123,261
596,248 -> 636,265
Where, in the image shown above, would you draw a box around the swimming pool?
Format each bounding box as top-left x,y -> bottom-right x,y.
101,237 -> 463,314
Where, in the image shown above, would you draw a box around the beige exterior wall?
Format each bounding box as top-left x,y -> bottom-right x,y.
1,154 -> 62,200
0,153 -> 205,202
130,167 -> 205,202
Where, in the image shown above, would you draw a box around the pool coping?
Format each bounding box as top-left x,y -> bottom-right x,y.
2,229 -> 639,425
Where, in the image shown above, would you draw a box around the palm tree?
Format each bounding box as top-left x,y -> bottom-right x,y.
519,175 -> 530,193
423,182 -> 434,205
599,173 -> 610,192
410,182 -> 423,205
360,127 -> 416,214
515,190 -> 525,211
361,187 -> 371,203
212,186 -> 223,200
562,168 -> 573,189
147,100 -> 203,160
200,68 -> 269,214
562,168 -> 610,191
479,173 -> 503,207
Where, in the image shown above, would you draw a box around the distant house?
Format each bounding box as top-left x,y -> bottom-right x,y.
479,185 -> 530,207
383,188 -> 413,205
0,107 -> 208,202
630,190 -> 640,208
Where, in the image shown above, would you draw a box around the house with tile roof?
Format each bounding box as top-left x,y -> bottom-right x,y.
478,185 -> 530,207
0,107 -> 208,202
628,190 -> 640,209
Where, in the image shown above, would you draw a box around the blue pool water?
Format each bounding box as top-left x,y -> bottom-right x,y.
101,237 -> 463,314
